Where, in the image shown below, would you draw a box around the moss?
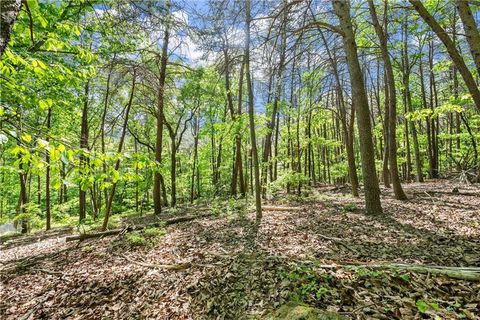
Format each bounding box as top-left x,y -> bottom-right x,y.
125,232 -> 147,246
265,302 -> 345,320
143,227 -> 165,238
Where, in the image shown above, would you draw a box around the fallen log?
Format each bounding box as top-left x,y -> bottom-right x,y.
207,253 -> 480,282
413,190 -> 479,197
65,213 -> 211,242
365,263 -> 480,282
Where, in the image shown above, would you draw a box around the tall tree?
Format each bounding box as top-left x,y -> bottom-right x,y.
153,11 -> 170,216
333,0 -> 383,215
245,0 -> 262,222
367,0 -> 407,200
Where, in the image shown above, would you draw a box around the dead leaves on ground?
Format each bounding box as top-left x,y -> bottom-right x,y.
1,181 -> 479,319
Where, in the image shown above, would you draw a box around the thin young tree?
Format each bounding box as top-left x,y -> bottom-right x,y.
367,0 -> 407,200
245,0 -> 262,222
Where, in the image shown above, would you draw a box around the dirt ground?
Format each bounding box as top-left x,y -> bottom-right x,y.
1,181 -> 479,319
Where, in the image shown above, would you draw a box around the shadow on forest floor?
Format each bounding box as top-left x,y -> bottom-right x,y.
1,180 -> 479,319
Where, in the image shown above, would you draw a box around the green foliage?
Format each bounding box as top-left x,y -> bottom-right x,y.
342,203 -> 357,212
125,226 -> 166,247
281,264 -> 332,302
143,226 -> 165,238
416,299 -> 439,314
14,203 -> 43,231
125,232 -> 147,247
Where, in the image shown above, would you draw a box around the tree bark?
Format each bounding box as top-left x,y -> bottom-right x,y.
456,0 -> 480,75
102,70 -> 136,231
333,0 -> 383,215
79,80 -> 90,223
245,0 -> 262,222
368,0 -> 407,200
45,107 -> 52,230
0,0 -> 22,58
262,2 -> 288,197
153,18 -> 170,216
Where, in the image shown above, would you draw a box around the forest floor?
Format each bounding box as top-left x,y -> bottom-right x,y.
1,180 -> 479,319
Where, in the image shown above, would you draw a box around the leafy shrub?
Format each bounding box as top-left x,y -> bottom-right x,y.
14,202 -> 43,231
124,226 -> 166,247
125,232 -> 147,246
143,226 -> 165,238
342,203 -> 357,212
281,264 -> 332,302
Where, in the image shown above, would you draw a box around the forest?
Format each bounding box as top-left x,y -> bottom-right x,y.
0,0 -> 479,319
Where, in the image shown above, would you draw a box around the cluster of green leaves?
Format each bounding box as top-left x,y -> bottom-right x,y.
125,226 -> 165,247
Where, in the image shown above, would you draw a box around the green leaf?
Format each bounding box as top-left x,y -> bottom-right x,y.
73,25 -> 81,36
37,15 -> 48,28
39,100 -> 48,110
416,300 -> 427,313
21,133 -> 32,143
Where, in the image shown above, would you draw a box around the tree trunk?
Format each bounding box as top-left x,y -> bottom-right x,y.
0,0 -> 22,58
45,107 -> 52,230
262,3 -> 288,197
191,114 -> 199,203
153,20 -> 170,216
236,61 -> 246,197
409,0 -> 480,113
102,71 -> 136,230
245,0 -> 262,222
170,134 -> 177,207
456,0 -> 480,75
368,0 -> 407,200
100,61 -> 114,215
333,0 -> 383,215
79,80 -> 90,223
319,29 -> 359,196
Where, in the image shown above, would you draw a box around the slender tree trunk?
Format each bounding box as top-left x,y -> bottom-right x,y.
402,16 -> 423,182
333,0 -> 383,214
320,29 -> 359,196
0,0 -> 22,58
170,134 -> 177,207
102,71 -> 136,230
45,106 -> 52,230
410,0 -> 480,113
368,0 -> 407,199
428,41 -> 439,178
191,114 -> 199,203
18,168 -> 28,233
79,80 -> 90,223
224,49 -> 239,196
100,61 -> 114,215
153,20 -> 170,216
245,0 -> 262,222
456,0 -> 480,75
262,3 -> 287,197
382,68 -> 390,187
236,61 -> 246,197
